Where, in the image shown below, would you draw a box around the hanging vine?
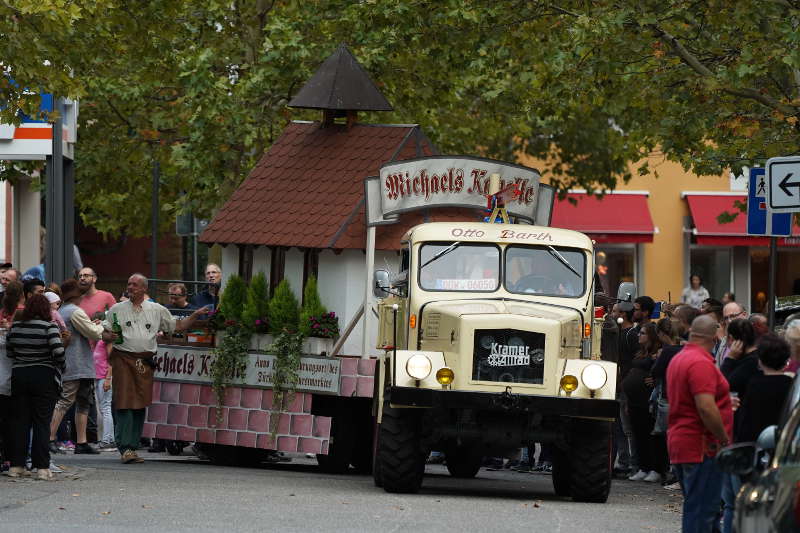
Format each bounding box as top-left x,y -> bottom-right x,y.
210,327 -> 250,424
269,331 -> 303,436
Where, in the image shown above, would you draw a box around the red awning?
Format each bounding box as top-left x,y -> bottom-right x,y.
685,193 -> 800,246
551,192 -> 655,243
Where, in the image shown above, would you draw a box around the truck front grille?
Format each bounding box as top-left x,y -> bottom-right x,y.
472,329 -> 546,384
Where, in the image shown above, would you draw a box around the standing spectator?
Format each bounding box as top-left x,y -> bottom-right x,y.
0,262 -> 11,295
786,320 -> 800,374
634,296 -> 656,327
0,280 -> 24,328
614,301 -> 639,476
77,267 -> 117,324
719,318 -> 759,533
102,273 -> 207,464
721,292 -> 735,306
48,279 -> 104,455
93,339 -> 115,450
736,334 -> 792,443
667,314 -> 733,533
23,278 -> 45,300
44,291 -> 66,331
624,322 -> 665,482
0,299 -> 10,471
190,263 -> 222,309
0,268 -> 20,294
682,274 -> 710,309
714,302 -> 746,366
748,313 -> 768,339
6,294 -> 65,479
166,282 -> 197,317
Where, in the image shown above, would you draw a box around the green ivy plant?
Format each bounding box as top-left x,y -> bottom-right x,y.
269,331 -> 303,436
210,326 -> 250,424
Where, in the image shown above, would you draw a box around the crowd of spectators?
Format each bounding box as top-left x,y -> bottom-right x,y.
611,275 -> 797,532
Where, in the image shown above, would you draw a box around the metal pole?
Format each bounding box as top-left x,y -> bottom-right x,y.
46,97 -> 68,284
362,225 -> 376,358
193,234 -> 198,282
768,236 -> 777,329
151,159 -> 160,280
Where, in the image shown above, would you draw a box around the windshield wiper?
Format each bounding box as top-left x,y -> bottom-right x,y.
420,242 -> 462,269
546,245 -> 581,278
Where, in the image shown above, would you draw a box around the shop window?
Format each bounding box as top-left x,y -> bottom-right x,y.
595,246 -> 634,296
689,248 -> 731,302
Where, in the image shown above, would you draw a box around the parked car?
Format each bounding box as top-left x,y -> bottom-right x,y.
718,375 -> 800,532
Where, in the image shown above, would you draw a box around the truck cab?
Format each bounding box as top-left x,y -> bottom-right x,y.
373,221 -> 618,502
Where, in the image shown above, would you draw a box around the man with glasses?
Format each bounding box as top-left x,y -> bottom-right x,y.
717,302 -> 747,366
77,267 -> 117,321
165,283 -> 197,317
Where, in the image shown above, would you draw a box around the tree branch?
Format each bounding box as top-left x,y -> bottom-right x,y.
649,24 -> 797,115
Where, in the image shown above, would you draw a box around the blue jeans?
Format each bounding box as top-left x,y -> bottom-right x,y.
675,457 -> 724,533
95,379 -> 114,444
721,473 -> 741,533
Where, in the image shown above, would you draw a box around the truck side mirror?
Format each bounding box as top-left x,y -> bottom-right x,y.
617,282 -> 636,302
373,269 -> 391,298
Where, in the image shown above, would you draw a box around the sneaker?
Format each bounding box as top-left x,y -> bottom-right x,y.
63,441 -> 75,450
539,462 -> 553,474
643,470 -> 662,483
514,463 -> 532,473
36,468 -> 54,480
121,450 -> 144,464
628,469 -> 648,481
5,466 -> 27,478
48,462 -> 64,473
98,441 -> 117,452
504,460 -> 520,469
49,441 -> 64,455
74,442 -> 100,455
663,481 -> 682,491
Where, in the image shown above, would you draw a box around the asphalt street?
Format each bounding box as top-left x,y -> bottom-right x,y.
1,451 -> 681,533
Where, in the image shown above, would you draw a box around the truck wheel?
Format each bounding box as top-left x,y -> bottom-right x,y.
317,414 -> 355,474
551,447 -> 571,497
569,420 -> 612,503
444,446 -> 482,479
378,403 -> 425,493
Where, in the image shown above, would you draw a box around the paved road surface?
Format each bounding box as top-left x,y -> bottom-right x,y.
1,451 -> 681,532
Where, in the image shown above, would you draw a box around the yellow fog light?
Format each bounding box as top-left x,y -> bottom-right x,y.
436,367 -> 454,385
560,375 -> 579,396
581,363 -> 608,391
406,354 -> 432,379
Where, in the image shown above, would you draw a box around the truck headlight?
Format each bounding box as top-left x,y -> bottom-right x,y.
406,354 -> 432,379
581,364 -> 607,391
560,375 -> 578,395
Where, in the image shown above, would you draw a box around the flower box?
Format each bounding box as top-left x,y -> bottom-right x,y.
249,333 -> 275,352
302,337 -> 335,356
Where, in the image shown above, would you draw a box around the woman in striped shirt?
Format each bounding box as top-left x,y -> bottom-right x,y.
6,293 -> 65,479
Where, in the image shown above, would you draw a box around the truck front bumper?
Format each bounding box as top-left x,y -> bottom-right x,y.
389,386 -> 618,419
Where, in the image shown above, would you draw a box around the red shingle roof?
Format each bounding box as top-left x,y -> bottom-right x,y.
200,121 -> 470,250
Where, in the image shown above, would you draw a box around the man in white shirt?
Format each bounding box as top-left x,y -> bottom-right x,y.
101,273 -> 207,464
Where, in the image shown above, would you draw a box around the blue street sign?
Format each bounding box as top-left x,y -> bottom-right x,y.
748,167 -> 792,236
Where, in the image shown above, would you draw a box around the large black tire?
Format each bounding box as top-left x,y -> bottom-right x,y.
378,403 -> 425,493
551,447 -> 571,497
317,414 -> 356,474
444,446 -> 482,479
569,419 -> 613,503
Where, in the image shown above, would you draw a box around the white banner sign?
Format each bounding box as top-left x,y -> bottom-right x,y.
372,156 -> 543,224
154,345 -> 341,395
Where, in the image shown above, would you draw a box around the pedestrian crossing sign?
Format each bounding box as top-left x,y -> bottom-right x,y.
747,167 -> 791,236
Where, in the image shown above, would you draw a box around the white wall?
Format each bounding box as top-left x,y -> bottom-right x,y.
284,248 -> 304,302
220,245 -> 239,290
316,248 -> 400,357
13,179 -> 40,271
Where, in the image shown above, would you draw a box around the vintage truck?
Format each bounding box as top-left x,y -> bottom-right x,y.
371,221 -> 618,502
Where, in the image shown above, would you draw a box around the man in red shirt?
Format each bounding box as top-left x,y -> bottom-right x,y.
77,267 -> 117,320
667,314 -> 733,532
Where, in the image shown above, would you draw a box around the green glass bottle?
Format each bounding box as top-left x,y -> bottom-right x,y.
112,313 -> 124,345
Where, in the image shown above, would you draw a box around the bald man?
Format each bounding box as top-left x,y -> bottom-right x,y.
717,302 -> 747,365
667,314 -> 733,532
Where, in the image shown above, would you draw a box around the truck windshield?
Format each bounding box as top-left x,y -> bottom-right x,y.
505,244 -> 586,297
419,242 -> 500,292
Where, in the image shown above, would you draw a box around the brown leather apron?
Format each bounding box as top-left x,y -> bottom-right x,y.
110,348 -> 155,410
